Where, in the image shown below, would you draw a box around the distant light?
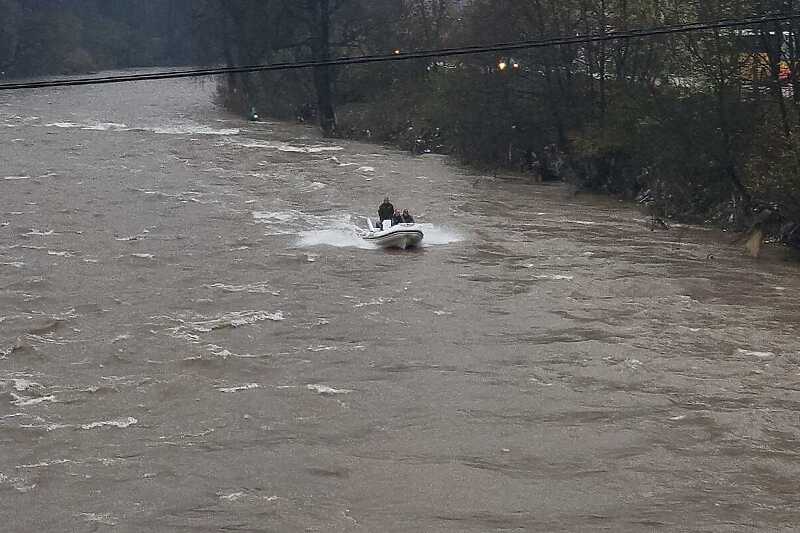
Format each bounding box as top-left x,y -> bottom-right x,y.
393,49 -> 401,55
498,61 -> 508,71
512,62 -> 520,69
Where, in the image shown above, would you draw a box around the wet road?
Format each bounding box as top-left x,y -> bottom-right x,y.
1,77 -> 800,532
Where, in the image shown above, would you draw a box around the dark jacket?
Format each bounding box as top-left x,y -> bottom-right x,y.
378,201 -> 394,221
401,213 -> 414,223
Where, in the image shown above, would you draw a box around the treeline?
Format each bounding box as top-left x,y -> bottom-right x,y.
0,0 -> 197,76
200,0 -> 799,247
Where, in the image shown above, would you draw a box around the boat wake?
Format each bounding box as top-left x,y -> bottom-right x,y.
252,209 -> 462,249
299,221 -> 462,249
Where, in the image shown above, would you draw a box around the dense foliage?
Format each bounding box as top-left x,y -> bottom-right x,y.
0,0 -> 196,76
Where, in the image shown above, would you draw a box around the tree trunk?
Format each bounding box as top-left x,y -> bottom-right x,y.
308,0 -> 337,137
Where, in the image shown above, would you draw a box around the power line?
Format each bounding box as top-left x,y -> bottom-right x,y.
1,12 -> 798,91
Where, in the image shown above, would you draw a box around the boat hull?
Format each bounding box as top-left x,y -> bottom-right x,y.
363,224 -> 424,249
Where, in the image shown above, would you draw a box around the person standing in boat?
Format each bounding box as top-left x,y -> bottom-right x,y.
378,197 -> 394,224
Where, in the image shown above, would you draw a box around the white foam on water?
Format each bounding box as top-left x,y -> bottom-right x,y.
308,345 -> 338,352
533,274 -> 575,281
7,412 -> 69,431
47,251 -> 73,257
0,262 -> 25,269
148,123 -> 241,136
0,472 -> 34,493
353,297 -> 393,308
80,416 -> 137,430
3,176 -> 31,180
219,492 -> 246,502
221,138 -> 342,153
564,219 -> 599,226
307,384 -> 352,395
45,122 -> 83,129
47,120 -> 239,136
224,310 -> 284,327
161,310 -> 285,342
300,181 -> 327,192
206,344 -> 260,359
357,166 -> 375,173
130,253 -> 154,259
47,120 -> 240,136
252,210 -> 373,249
737,349 -> 775,359
17,459 -> 72,469
82,122 -> 128,131
115,229 -> 149,241
528,377 -> 554,387
624,358 -> 643,369
6,378 -> 41,392
12,395 -> 55,407
253,210 -> 304,223
79,513 -> 118,526
297,228 -> 375,249
256,211 -> 461,249
207,282 -> 273,294
329,156 -> 359,167
299,221 -> 462,248
25,229 -> 55,236
217,383 -> 260,393
417,224 -> 463,246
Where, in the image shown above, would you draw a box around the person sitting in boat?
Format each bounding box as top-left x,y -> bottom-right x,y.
392,209 -> 403,225
400,209 -> 414,223
378,197 -> 394,223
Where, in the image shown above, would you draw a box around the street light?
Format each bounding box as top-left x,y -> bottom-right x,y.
497,58 -> 521,72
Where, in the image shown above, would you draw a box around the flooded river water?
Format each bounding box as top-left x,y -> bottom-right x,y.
1,78 -> 799,532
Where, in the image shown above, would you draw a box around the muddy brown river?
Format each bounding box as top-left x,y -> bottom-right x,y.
1,77 -> 799,532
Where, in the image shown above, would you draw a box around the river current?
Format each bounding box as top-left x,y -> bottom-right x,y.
1,77 -> 799,532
